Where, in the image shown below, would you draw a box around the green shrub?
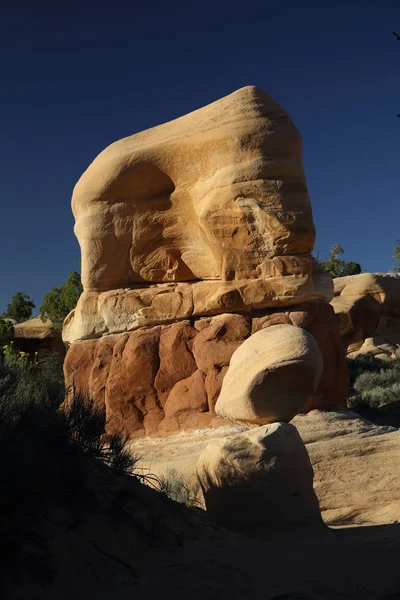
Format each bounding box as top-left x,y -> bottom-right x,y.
61,392 -> 138,474
347,355 -> 392,389
0,319 -> 14,350
40,271 -> 83,331
347,356 -> 400,412
1,344 -> 65,413
157,468 -> 201,508
0,355 -> 139,580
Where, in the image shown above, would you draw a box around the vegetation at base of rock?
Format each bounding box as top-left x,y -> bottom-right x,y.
40,270 -> 83,331
2,342 -> 65,408
0,318 -> 14,349
347,355 -> 393,387
321,244 -> 361,279
157,468 -> 202,508
395,238 -> 400,273
347,354 -> 400,417
1,292 -> 35,322
0,351 -> 140,581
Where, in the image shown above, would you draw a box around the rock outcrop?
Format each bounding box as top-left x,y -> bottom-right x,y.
197,422 -> 323,536
63,86 -> 327,344
64,301 -> 347,438
63,86 -> 348,439
13,316 -> 65,358
293,410 -> 400,526
332,273 -> 400,359
215,324 -> 323,425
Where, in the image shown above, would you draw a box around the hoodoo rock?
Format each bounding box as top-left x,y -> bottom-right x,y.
63,86 -> 348,439
215,324 -> 323,426
63,85 -> 323,343
196,422 -> 323,536
332,273 -> 400,359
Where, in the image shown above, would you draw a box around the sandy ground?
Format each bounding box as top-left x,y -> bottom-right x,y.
6,414 -> 400,600
133,424 -> 244,482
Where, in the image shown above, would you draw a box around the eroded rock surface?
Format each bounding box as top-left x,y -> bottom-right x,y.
13,316 -> 65,358
215,324 -> 323,425
332,273 -> 400,358
293,410 -> 400,526
63,86 -> 347,438
64,301 -> 348,439
63,86 -> 331,344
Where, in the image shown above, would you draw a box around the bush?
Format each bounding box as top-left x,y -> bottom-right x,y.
61,392 -> 138,474
40,271 -> 83,331
347,355 -> 392,389
0,354 -> 139,580
0,319 -> 14,350
347,356 -> 400,413
157,468 -> 202,508
2,344 -> 65,412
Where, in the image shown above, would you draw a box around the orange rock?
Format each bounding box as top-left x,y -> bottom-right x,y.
64,301 -> 348,440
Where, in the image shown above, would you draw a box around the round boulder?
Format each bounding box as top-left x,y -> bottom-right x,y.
215,324 -> 323,425
197,422 -> 323,536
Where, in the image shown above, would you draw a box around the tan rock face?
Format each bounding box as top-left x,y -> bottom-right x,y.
63,86 -> 332,344
196,422 -> 323,535
331,273 -> 400,358
293,410 -> 400,526
63,87 -> 347,439
64,301 -> 348,439
215,325 -> 323,426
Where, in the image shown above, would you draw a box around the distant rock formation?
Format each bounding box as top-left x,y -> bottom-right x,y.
332,273 -> 400,359
63,86 -> 348,439
14,316 -> 65,358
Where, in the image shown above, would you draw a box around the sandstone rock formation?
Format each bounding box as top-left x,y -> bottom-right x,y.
197,422 -> 323,535
63,86 -> 348,439
63,86 -> 329,344
64,301 -> 348,438
135,410 -> 400,528
332,273 -> 400,359
13,316 -> 65,358
293,410 -> 400,526
215,324 -> 323,425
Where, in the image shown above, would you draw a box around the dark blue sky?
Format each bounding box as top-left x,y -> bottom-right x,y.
1,0 -> 399,314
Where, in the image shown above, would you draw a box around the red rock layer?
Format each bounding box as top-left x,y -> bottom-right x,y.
64,300 -> 348,439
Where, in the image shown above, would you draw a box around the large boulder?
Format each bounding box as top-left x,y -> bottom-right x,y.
331,273 -> 400,358
215,324 -> 323,425
196,422 -> 323,536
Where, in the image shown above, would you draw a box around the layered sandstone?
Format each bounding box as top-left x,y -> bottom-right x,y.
63,86 -> 347,438
293,410 -> 400,526
64,301 -> 348,439
332,273 -> 400,358
63,86 -> 329,344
